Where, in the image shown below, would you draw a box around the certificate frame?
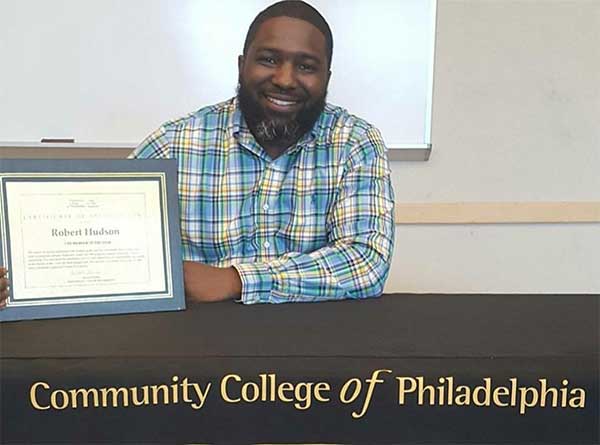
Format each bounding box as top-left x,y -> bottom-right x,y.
0,159 -> 185,322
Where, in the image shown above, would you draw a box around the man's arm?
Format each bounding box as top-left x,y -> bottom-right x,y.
130,126 -> 244,303
234,127 -> 395,304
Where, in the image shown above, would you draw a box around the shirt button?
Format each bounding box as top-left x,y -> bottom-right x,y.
263,204 -> 269,211
263,241 -> 271,249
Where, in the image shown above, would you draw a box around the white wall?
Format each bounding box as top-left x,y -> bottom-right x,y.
384,0 -> 600,293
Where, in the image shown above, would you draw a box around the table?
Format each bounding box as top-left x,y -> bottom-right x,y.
1,294 -> 598,444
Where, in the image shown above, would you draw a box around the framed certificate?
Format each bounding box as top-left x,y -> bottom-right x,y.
0,159 -> 185,322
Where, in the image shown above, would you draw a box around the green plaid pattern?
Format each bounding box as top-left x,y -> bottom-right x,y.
132,98 -> 394,303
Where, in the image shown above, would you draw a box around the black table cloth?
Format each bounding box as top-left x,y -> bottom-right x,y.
1,294 -> 598,444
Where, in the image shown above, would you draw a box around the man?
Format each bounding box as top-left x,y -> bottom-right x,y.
0,0 -> 394,307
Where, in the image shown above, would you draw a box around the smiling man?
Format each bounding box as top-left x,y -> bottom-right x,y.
126,0 -> 395,304
67,0 -> 386,308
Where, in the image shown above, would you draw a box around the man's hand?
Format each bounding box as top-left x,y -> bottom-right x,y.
183,261 -> 242,303
0,267 -> 9,309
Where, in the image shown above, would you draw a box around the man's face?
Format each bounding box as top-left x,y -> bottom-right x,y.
238,16 -> 331,147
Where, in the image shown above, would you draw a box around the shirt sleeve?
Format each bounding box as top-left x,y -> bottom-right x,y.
233,126 -> 395,304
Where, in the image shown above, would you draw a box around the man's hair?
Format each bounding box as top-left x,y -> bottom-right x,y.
242,0 -> 333,69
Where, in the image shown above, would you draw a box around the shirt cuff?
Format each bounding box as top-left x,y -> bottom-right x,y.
232,262 -> 274,304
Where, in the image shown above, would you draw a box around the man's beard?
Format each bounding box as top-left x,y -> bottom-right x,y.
237,81 -> 326,147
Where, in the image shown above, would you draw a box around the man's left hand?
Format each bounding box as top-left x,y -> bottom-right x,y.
183,261 -> 242,303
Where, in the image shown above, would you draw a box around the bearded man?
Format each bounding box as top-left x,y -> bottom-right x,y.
0,1 -> 395,308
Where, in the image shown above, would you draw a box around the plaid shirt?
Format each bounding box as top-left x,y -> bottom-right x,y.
132,98 -> 394,304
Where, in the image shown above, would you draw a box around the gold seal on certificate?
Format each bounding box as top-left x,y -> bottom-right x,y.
0,159 -> 185,322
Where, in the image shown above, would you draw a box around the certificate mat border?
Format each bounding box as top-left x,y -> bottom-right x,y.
3,176 -> 170,304
0,159 -> 185,322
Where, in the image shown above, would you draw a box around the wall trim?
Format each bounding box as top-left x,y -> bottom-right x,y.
395,202 -> 600,224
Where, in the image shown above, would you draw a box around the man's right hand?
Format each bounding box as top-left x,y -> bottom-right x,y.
0,267 -> 9,309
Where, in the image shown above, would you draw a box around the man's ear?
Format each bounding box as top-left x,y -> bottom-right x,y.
238,55 -> 245,76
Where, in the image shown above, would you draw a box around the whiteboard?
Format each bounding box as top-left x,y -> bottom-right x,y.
0,0 -> 436,148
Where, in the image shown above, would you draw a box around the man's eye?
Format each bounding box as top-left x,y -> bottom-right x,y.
259,57 -> 277,65
298,64 -> 316,72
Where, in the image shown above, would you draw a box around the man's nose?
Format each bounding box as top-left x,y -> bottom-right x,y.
272,62 -> 296,89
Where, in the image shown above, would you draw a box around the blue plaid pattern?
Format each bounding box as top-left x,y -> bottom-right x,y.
132,98 -> 394,303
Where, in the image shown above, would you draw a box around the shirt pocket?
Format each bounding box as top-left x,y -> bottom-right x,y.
275,193 -> 329,254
